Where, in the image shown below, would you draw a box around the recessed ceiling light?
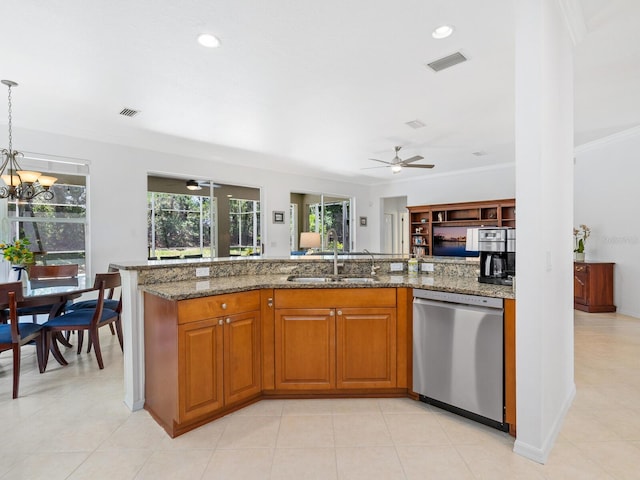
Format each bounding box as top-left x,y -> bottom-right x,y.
197,33 -> 221,48
432,25 -> 454,39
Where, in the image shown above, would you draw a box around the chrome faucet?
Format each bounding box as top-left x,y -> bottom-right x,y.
363,249 -> 380,276
327,228 -> 343,275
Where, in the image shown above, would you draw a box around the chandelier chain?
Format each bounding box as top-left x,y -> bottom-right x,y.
6,82 -> 12,152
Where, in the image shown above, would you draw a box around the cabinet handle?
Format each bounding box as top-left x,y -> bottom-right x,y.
337,310 -> 342,316
221,303 -> 227,310
330,311 -> 335,316
575,266 -> 585,272
225,317 -> 231,324
218,319 -> 223,326
267,297 -> 273,308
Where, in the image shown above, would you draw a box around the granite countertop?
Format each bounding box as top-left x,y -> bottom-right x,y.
140,273 -> 515,301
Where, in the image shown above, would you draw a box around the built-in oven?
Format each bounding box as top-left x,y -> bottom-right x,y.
413,288 -> 507,430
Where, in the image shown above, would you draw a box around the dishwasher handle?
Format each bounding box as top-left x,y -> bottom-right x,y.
413,297 -> 503,314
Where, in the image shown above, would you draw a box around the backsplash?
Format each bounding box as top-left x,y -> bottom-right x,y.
114,256 -> 480,286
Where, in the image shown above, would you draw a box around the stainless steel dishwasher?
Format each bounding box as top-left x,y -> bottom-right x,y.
413,289 -> 507,430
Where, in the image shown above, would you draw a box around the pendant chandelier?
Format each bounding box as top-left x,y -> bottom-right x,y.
0,80 -> 56,201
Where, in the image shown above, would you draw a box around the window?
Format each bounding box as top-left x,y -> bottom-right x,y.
7,174 -> 87,273
147,175 -> 261,258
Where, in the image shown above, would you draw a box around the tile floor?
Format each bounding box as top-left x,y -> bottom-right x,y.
1,310 -> 639,479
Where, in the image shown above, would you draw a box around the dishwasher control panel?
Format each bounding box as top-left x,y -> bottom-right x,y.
412,288 -> 503,309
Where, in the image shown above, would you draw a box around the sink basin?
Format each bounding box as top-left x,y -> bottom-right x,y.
286,275 -> 378,284
286,276 -> 335,283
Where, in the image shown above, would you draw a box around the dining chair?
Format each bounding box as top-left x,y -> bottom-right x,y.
67,268 -> 122,352
41,272 -> 123,370
18,264 -> 79,322
0,282 -> 46,398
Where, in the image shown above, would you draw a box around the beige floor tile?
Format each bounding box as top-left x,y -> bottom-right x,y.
217,415 -> 280,449
559,408 -> 622,443
158,417 -> 228,450
455,443 -> 547,479
335,446 -> 405,480
330,398 -> 381,415
2,452 -> 90,480
333,413 -> 393,447
67,449 -> 153,480
98,411 -> 168,450
435,411 -> 514,446
271,447 -> 337,480
396,445 -> 474,480
276,415 -> 335,448
377,397 -> 433,414
384,412 -> 450,446
541,442 -> 615,479
282,398 -> 335,416
202,448 -> 274,480
573,441 -> 640,480
231,399 -> 286,416
135,449 -> 213,479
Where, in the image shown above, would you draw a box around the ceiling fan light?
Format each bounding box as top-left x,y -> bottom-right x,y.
186,179 -> 202,190
197,33 -> 221,48
391,165 -> 402,174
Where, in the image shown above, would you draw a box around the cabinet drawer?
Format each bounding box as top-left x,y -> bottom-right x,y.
178,290 -> 261,323
275,288 -> 397,309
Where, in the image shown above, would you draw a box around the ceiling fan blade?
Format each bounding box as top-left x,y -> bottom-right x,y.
361,165 -> 389,170
368,158 -> 393,165
401,155 -> 424,165
403,164 -> 435,169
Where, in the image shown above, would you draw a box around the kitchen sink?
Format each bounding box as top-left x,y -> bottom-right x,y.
286,275 -> 378,284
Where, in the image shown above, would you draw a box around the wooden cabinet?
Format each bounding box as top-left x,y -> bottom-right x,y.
574,262 -> 616,312
144,290 -> 261,437
274,288 -> 398,392
408,198 -> 515,256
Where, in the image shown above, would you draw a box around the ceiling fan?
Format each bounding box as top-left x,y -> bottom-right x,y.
364,146 -> 435,174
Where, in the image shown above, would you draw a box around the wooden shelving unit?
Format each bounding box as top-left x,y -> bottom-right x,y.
407,198 -> 515,256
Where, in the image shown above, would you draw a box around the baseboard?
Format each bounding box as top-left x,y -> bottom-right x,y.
513,382 -> 576,464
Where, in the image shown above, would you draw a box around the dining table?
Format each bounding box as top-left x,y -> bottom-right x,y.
0,276 -> 94,367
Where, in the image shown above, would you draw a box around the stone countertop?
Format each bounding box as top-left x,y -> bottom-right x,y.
140,273 -> 515,301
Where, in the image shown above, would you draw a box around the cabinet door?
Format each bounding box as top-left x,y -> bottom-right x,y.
178,318 -> 224,422
275,308 -> 335,390
224,310 -> 261,405
336,307 -> 397,389
574,264 -> 589,305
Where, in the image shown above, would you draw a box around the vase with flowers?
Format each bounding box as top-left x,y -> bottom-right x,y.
573,224 -> 591,261
0,237 -> 34,285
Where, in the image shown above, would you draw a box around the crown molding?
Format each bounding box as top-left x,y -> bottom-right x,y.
557,0 -> 588,46
575,124 -> 640,155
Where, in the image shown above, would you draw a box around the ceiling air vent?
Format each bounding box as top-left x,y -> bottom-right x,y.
405,119 -> 426,129
472,151 -> 487,157
426,52 -> 468,72
119,107 -> 140,117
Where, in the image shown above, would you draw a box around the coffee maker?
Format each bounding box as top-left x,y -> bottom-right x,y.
478,228 -> 515,286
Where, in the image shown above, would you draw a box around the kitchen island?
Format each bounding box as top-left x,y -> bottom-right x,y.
112,256 -> 515,436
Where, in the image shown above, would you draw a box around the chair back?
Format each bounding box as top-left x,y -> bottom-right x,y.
28,264 -> 79,288
0,282 -> 25,343
93,272 -> 122,313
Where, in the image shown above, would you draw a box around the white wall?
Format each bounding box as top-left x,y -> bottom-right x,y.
574,127 -> 640,318
15,127 -> 374,273
513,0 -> 575,464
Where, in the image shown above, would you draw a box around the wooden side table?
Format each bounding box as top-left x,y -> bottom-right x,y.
574,262 -> 616,312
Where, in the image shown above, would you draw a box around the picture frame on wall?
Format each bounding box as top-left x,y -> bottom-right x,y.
273,211 -> 285,224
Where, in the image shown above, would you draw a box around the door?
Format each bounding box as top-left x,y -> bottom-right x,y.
275,308 -> 335,390
178,318 -> 224,422
224,310 -> 262,404
336,308 -> 397,389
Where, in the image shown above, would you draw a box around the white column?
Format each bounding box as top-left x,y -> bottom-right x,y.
514,0 -> 576,463
119,269 -> 146,411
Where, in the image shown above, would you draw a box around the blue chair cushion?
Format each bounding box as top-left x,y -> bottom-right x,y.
68,299 -> 119,311
42,308 -> 119,328
15,300 -> 74,316
0,322 -> 44,343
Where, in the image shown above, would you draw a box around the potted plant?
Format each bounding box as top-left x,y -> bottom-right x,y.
573,224 -> 591,261
0,237 -> 35,282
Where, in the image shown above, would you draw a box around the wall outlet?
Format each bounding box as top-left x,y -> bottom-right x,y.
390,262 -> 404,272
421,262 -> 435,272
195,267 -> 210,277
